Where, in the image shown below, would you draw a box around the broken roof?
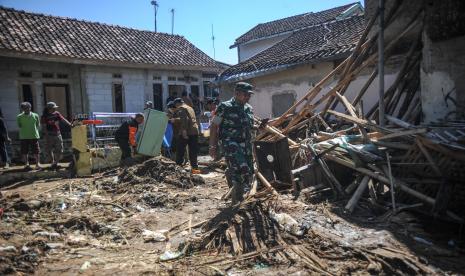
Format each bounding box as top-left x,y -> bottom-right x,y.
0,6 -> 219,70
221,15 -> 366,82
230,2 -> 363,48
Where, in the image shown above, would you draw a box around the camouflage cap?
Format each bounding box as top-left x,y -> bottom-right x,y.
235,82 -> 254,94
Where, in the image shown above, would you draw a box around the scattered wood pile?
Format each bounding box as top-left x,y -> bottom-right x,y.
255,4 -> 465,222
183,193 -> 437,274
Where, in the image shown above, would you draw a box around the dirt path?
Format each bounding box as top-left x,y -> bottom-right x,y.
1,157 -> 464,275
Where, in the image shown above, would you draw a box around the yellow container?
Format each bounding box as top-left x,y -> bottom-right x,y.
71,125 -> 88,153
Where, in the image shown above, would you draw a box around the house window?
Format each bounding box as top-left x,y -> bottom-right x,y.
203,81 -> 218,98
153,83 -> 163,111
153,75 -> 161,81
272,92 -> 296,117
19,71 -> 32,78
113,73 -> 122,79
190,77 -> 199,82
202,73 -> 217,79
112,84 -> 124,112
191,85 -> 200,97
42,72 -> 54,78
168,76 -> 177,81
20,84 -> 34,111
57,73 -> 68,79
177,77 -> 185,82
168,85 -> 185,101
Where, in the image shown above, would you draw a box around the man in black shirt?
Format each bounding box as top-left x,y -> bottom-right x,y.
0,107 -> 11,169
115,113 -> 144,165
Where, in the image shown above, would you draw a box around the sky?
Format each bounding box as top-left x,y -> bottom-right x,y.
0,0 -> 359,65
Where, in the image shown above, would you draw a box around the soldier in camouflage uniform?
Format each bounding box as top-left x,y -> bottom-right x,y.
209,82 -> 254,204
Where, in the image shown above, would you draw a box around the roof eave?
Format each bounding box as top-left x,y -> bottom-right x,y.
0,49 -> 221,73
219,52 -> 351,83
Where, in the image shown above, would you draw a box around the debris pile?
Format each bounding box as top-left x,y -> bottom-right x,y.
255,5 -> 465,222
178,193 -> 437,274
102,156 -> 205,192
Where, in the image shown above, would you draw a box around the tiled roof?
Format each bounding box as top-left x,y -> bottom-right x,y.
231,2 -> 362,47
0,6 -> 218,69
221,15 -> 366,81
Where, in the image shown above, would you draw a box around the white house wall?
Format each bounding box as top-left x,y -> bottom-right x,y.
0,56 -> 83,131
0,56 -> 214,132
224,62 -> 397,120
238,33 -> 291,62
420,33 -> 465,123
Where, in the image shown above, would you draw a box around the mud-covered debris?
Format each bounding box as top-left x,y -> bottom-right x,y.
116,156 -> 205,189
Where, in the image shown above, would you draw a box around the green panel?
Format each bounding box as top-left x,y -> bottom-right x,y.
136,109 -> 168,156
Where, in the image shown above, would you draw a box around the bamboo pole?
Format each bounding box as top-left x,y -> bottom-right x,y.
345,175 -> 370,213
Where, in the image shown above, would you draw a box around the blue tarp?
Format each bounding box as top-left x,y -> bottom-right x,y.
163,123 -> 173,148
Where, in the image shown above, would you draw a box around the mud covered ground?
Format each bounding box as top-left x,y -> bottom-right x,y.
1,157 -> 464,275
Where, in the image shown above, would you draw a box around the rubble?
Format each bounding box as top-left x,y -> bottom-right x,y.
254,5 -> 465,223
1,6 -> 465,275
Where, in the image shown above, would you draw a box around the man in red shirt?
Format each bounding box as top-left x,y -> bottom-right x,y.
41,102 -> 71,169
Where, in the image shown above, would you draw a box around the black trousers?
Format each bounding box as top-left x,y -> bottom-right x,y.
176,135 -> 198,169
0,140 -> 8,163
116,138 -> 131,160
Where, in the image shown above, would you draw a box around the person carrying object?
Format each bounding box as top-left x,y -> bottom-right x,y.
41,102 -> 71,169
114,113 -> 144,165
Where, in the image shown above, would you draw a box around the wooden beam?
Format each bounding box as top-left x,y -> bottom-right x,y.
345,175 -> 370,213
377,128 -> 427,141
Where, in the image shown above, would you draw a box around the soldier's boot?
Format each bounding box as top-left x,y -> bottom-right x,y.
225,168 -> 233,188
231,182 -> 244,205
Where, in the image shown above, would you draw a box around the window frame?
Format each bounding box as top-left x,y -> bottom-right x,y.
112,83 -> 125,113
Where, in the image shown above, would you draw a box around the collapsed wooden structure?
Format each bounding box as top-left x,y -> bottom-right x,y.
254,5 -> 465,222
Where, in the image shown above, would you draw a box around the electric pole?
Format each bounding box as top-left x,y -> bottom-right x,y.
150,0 -> 159,32
211,24 -> 216,59
171,8 -> 175,34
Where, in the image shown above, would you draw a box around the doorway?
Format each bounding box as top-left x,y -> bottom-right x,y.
43,84 -> 70,118
153,83 -> 163,111
168,85 -> 185,101
19,83 -> 35,111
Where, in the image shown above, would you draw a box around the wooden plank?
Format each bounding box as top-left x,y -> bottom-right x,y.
256,171 -> 279,196
377,128 -> 427,141
352,69 -> 378,107
335,91 -> 369,142
415,139 -> 442,176
385,153 -> 397,211
385,115 -> 416,129
345,176 -> 370,213
325,154 -> 463,223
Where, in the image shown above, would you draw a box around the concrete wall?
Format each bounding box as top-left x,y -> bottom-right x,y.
219,62 -> 397,120
0,56 -> 83,132
238,33 -> 291,62
83,66 -> 209,114
0,56 -> 216,131
421,33 -> 465,122
365,0 -> 465,122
